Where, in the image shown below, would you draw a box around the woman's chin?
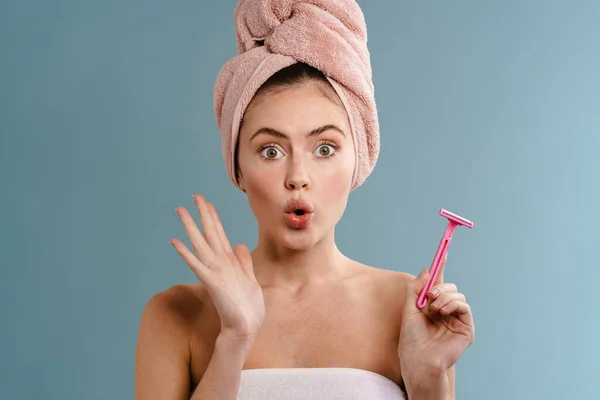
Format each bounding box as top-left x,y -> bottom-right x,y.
279,229 -> 319,251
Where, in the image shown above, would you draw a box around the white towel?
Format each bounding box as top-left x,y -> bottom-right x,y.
238,368 -> 406,400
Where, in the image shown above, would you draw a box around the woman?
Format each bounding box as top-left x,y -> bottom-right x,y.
134,1 -> 475,399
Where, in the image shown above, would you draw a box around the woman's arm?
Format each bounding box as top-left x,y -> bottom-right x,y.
399,261 -> 473,400
405,366 -> 455,400
134,289 -> 255,400
447,366 -> 455,399
134,292 -> 193,400
190,333 -> 254,399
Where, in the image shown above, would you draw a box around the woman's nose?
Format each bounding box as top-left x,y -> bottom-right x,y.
285,159 -> 311,190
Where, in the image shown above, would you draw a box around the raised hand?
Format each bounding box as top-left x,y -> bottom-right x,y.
170,194 -> 265,341
398,255 -> 475,381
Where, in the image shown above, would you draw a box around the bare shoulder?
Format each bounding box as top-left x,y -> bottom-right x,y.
138,282 -> 222,345
135,283 -> 218,399
348,261 -> 416,309
351,262 -> 414,291
140,283 -> 207,330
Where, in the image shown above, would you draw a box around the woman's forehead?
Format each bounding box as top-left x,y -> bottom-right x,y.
241,85 -> 350,140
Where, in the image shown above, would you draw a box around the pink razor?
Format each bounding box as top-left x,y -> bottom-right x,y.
416,209 -> 474,309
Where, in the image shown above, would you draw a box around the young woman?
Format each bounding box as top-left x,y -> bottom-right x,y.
134,2 -> 474,399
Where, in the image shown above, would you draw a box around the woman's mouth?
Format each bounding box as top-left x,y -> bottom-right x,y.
285,209 -> 313,229
283,198 -> 314,229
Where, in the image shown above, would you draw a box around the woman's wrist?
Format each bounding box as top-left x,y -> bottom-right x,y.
404,370 -> 450,400
216,330 -> 257,357
189,332 -> 257,400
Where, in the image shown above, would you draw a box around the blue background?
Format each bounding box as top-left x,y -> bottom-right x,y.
1,1 -> 598,398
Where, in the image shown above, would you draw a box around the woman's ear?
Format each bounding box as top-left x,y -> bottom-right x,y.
237,172 -> 246,192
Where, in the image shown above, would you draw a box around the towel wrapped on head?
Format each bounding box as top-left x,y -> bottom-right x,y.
214,0 -> 379,190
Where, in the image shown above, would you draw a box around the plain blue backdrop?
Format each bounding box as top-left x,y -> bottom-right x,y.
1,0 -> 598,399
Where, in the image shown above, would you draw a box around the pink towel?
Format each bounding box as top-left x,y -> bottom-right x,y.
214,0 -> 379,190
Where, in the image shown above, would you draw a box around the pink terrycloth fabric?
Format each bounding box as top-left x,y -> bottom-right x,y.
214,0 -> 379,190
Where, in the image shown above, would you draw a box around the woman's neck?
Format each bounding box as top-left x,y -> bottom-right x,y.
250,232 -> 351,290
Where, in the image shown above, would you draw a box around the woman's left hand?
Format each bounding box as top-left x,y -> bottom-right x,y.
398,255 -> 475,382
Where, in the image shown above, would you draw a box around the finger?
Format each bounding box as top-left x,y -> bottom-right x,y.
170,238 -> 210,282
429,291 -> 466,311
439,300 -> 474,326
427,283 -> 458,299
176,206 -> 213,264
434,252 -> 448,286
405,268 -> 430,308
193,194 -> 223,253
234,244 -> 256,280
207,202 -> 233,254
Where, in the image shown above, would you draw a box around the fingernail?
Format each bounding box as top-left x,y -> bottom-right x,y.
429,287 -> 439,296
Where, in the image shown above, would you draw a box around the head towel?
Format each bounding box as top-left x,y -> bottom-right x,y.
214,0 -> 379,190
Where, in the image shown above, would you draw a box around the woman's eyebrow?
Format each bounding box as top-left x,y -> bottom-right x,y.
250,127 -> 287,141
250,124 -> 346,141
308,124 -> 346,137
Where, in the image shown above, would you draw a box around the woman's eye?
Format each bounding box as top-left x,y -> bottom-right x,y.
315,144 -> 336,157
261,146 -> 283,159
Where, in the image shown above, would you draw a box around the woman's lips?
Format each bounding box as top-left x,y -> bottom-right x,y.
283,197 -> 314,229
284,198 -> 314,214
285,211 -> 313,229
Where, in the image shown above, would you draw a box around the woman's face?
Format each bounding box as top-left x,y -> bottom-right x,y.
237,82 -> 356,250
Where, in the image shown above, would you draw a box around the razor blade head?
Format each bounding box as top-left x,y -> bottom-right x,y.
440,208 -> 474,229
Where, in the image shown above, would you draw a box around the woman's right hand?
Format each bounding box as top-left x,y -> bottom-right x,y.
170,194 -> 265,343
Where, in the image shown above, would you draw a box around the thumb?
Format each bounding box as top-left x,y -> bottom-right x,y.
405,268 -> 430,304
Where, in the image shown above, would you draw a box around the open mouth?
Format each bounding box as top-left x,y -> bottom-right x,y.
285,207 -> 313,229
283,198 -> 314,228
